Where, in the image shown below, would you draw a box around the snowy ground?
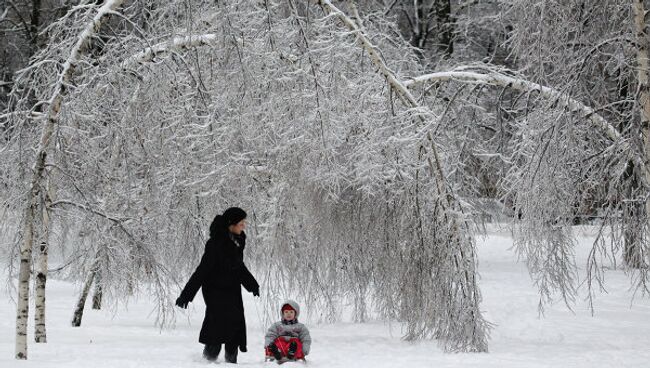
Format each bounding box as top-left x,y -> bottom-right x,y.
2,225 -> 650,367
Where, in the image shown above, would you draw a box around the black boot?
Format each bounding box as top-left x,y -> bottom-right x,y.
287,341 -> 297,360
224,343 -> 238,364
203,344 -> 221,362
268,342 -> 282,361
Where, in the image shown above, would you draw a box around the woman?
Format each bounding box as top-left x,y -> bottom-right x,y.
175,207 -> 260,363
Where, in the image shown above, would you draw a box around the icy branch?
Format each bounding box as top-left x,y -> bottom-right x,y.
121,34 -> 220,68
318,0 -> 420,109
404,70 -> 622,145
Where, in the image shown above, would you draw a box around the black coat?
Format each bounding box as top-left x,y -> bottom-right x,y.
180,229 -> 259,351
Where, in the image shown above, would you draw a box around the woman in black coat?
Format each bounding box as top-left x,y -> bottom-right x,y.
175,207 -> 260,364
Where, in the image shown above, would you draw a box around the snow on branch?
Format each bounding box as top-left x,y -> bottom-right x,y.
121,34 -> 220,68
403,69 -> 623,147
318,0 -> 420,109
403,67 -> 649,191
49,200 -> 132,226
318,0 -> 451,197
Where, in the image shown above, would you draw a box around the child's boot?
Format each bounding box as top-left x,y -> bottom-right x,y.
287,341 -> 297,360
268,343 -> 282,361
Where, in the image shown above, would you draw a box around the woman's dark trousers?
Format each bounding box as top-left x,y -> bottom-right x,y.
203,343 -> 238,363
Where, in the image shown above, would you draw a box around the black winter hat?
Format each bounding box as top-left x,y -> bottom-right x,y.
222,207 -> 247,226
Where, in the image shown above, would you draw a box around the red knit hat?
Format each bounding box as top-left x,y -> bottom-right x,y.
281,304 -> 295,313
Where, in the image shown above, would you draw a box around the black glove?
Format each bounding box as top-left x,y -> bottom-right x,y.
252,288 -> 260,297
175,295 -> 189,309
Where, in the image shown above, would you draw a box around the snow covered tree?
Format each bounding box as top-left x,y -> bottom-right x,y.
496,0 -> 650,307
7,0 -> 129,359
12,0 -> 650,359
3,0 -> 493,355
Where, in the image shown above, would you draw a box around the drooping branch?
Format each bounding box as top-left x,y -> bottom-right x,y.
403,67 -> 649,194
318,0 -> 448,197
318,0 -> 489,353
404,69 -> 623,146
319,1 -> 420,108
49,199 -> 131,226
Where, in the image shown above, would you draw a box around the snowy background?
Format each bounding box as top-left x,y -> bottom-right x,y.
2,225 -> 649,368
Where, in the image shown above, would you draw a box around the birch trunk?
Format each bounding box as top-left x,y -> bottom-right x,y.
15,0 -> 126,359
34,187 -> 51,343
92,270 -> 103,310
71,260 -> 98,327
632,0 -> 650,269
15,204 -> 35,359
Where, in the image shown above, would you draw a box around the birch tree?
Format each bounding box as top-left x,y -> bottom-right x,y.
387,0 -> 650,309
12,0 -> 126,359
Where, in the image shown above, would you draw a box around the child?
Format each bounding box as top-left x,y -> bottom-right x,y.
265,300 -> 311,362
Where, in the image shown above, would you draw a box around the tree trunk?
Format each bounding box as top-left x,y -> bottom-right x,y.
622,161 -> 644,267
434,0 -> 453,56
15,203 -> 36,359
92,270 -> 103,310
29,0 -> 42,52
71,261 -> 98,327
631,0 -> 650,269
34,187 -> 50,343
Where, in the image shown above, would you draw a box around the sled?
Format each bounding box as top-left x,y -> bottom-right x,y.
265,346 -> 306,365
265,356 -> 307,365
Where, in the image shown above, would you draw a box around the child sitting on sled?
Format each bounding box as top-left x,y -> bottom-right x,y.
265,300 -> 311,362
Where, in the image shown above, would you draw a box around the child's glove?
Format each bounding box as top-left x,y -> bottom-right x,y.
252,288 -> 260,297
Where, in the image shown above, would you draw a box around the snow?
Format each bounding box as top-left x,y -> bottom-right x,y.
2,225 -> 650,367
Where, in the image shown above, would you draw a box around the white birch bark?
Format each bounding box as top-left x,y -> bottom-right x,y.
632,0 -> 650,268
15,0 -> 126,359
15,204 -> 34,359
33,182 -> 51,343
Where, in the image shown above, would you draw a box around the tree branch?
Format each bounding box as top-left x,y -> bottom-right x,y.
121,34 -> 219,69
